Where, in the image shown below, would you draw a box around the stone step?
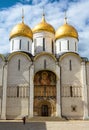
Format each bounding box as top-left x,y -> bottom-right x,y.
27,116 -> 66,122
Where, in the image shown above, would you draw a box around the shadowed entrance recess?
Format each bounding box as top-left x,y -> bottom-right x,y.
41,105 -> 48,116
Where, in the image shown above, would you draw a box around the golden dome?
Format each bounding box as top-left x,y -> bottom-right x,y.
55,23 -> 78,40
9,22 -> 33,40
32,14 -> 55,34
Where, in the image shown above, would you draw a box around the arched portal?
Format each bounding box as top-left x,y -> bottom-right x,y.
34,70 -> 56,116
41,105 -> 48,116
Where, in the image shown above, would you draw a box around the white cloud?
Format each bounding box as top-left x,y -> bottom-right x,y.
0,0 -> 89,58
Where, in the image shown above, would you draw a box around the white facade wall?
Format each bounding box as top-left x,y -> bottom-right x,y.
86,63 -> 89,116
34,54 -> 56,74
10,36 -> 33,54
6,53 -> 33,119
0,99 -> 1,116
0,57 -> 4,117
60,55 -> 81,85
1,64 -> 7,119
6,98 -> 28,119
7,54 -> 32,86
86,63 -> 89,86
0,57 -> 4,86
56,37 -> 78,56
62,98 -> 83,118
81,62 -> 88,119
60,54 -> 83,118
33,31 -> 55,55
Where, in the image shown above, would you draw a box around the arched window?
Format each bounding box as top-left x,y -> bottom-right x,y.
69,60 -> 72,71
18,59 -> 20,71
75,42 -> 77,51
19,40 -> 21,49
34,39 -> 37,53
52,40 -> 54,53
17,86 -> 19,97
67,40 -> 69,50
44,59 -> 46,69
28,41 -> 29,51
70,86 -> 73,97
59,42 -> 61,51
12,40 -> 14,50
43,38 -> 45,51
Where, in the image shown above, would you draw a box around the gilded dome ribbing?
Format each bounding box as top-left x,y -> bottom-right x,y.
9,22 -> 33,40
32,14 -> 55,34
55,23 -> 78,40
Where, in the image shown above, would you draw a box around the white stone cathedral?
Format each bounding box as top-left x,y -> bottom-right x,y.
0,12 -> 89,120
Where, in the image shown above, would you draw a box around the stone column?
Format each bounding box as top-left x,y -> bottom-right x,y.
1,64 -> 7,119
28,64 -> 34,117
81,62 -> 88,119
56,63 -> 61,117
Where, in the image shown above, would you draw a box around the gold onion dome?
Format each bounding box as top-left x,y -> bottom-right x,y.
9,22 -> 33,40
32,13 -> 55,34
55,16 -> 78,40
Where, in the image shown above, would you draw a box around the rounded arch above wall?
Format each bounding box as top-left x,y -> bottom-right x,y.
59,52 -> 82,62
34,52 -> 57,61
8,51 -> 33,62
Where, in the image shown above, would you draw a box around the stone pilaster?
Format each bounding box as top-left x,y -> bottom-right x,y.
56,63 -> 61,117
1,64 -> 7,119
28,64 -> 34,117
81,62 -> 88,119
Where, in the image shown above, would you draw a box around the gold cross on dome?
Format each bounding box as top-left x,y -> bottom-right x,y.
22,8 -> 24,23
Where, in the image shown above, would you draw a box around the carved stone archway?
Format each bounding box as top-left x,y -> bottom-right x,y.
34,70 -> 56,116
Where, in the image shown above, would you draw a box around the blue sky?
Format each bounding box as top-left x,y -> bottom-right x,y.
0,0 -> 89,58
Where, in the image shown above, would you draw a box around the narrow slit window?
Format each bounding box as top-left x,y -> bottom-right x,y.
60,42 -> 61,51
34,39 -> 36,53
52,40 -> 54,53
17,86 -> 19,97
12,40 -> 14,50
70,86 -> 73,97
43,38 -> 45,51
18,59 -> 20,71
19,40 -> 21,49
44,59 -> 46,69
34,39 -> 36,44
75,42 -> 77,51
28,41 -> 29,51
67,40 -> 69,50
69,60 -> 72,71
